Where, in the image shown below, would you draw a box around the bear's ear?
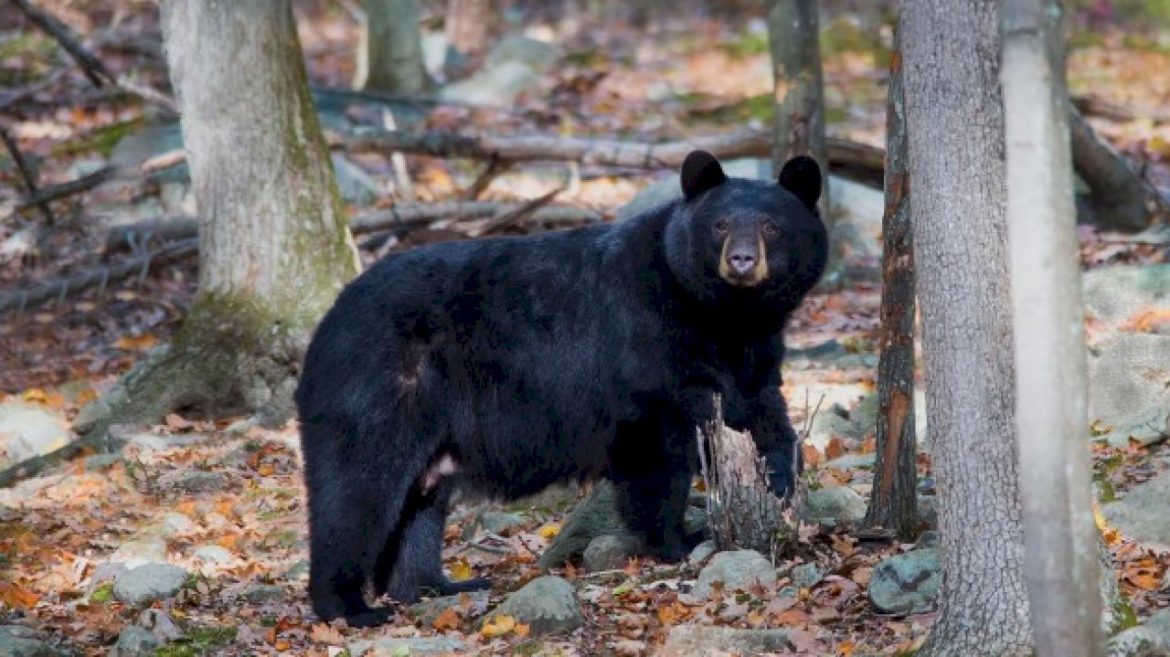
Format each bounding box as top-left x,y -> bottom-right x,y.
779,155 -> 822,212
680,150 -> 727,200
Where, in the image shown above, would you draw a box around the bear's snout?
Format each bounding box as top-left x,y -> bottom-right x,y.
719,232 -> 769,286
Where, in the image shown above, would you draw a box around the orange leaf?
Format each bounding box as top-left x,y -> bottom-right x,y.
1127,572 -> 1162,591
0,582 -> 40,609
825,436 -> 845,460
448,558 -> 473,582
432,607 -> 461,631
481,613 -> 517,638
801,443 -> 821,468
537,522 -> 561,539
113,334 -> 158,352
514,623 -> 530,638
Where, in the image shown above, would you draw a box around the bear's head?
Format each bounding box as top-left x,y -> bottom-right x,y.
664,150 -> 829,312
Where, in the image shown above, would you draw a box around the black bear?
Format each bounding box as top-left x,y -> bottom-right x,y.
295,151 -> 828,627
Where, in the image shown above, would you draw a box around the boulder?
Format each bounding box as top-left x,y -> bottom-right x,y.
868,548 -> 940,614
486,576 -> 583,635
690,550 -> 776,599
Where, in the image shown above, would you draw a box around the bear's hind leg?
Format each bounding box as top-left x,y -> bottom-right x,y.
381,486 -> 491,602
610,417 -> 697,562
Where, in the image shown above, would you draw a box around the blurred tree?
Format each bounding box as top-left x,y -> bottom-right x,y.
901,0 -> 1033,655
1001,0 -> 1103,654
356,0 -> 432,93
445,0 -> 497,78
863,26 -> 918,541
83,0 -> 360,435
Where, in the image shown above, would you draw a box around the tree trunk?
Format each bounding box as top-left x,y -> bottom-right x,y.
901,2 -> 1033,656
766,0 -> 829,219
699,397 -> 798,558
356,0 -> 431,93
864,28 -> 918,541
85,0 -> 361,435
444,0 -> 496,78
1001,0 -> 1104,654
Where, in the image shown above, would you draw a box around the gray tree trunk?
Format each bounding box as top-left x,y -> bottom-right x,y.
901,2 -> 1033,656
766,0 -> 829,219
355,0 -> 431,93
1001,0 -> 1104,655
84,0 -> 361,434
864,28 -> 918,541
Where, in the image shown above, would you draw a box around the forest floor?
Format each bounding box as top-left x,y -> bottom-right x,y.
2,2 -> 1170,656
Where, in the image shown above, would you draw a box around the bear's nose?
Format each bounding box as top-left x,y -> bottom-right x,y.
728,250 -> 756,276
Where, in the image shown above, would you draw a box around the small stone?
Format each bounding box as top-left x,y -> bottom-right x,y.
192,544 -> 233,565
487,576 -> 583,635
803,486 -> 867,524
136,609 -> 182,642
1103,472 -> 1170,549
109,626 -> 160,657
241,584 -> 285,604
0,400 -> 71,470
347,636 -> 467,656
108,537 -> 167,569
583,534 -> 640,572
0,625 -> 60,657
687,540 -> 717,567
660,626 -> 791,657
113,564 -> 188,606
791,563 -> 823,589
868,548 -> 940,614
690,550 -> 777,600
408,591 -> 490,627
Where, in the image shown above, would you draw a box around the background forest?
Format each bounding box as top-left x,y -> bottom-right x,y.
1,1 -> 1170,656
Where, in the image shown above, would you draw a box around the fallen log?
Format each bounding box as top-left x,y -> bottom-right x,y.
1072,94 -> 1170,126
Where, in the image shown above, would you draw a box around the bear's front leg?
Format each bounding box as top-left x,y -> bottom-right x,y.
746,386 -> 802,499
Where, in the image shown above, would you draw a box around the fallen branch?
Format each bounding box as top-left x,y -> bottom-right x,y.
1072,94 -> 1170,126
0,125 -> 54,224
0,239 -> 196,316
17,150 -> 186,212
109,200 -> 604,250
346,127 -> 887,184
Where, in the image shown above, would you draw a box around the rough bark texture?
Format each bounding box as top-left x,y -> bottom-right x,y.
85,0 -> 361,435
864,32 -> 918,541
1002,1 -> 1104,654
699,398 -> 798,558
356,0 -> 431,93
901,2 -> 1033,656
1070,106 -> 1170,233
444,0 -> 496,77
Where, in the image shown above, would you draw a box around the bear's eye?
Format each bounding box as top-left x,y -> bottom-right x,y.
761,221 -> 779,238
713,219 -> 730,236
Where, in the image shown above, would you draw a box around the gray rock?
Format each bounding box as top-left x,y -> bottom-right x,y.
192,544 -> 233,565
136,609 -> 182,642
1083,264 -> 1170,325
408,590 -> 490,626
113,564 -> 188,606
690,550 -> 777,599
791,563 -> 823,588
486,35 -> 563,73
583,534 -> 640,572
851,393 -> 880,438
88,562 -> 129,595
868,548 -> 941,614
803,486 -> 867,524
440,61 -> 541,106
0,626 -> 60,657
241,584 -> 285,604
160,470 -> 226,494
915,530 -> 940,549
109,626 -> 160,657
283,559 -> 309,580
660,626 -> 792,657
830,177 -> 883,241
330,154 -> 380,205
463,509 -> 527,539
824,453 -> 876,470
540,481 -> 630,567
83,453 -> 122,472
1103,472 -> 1170,548
1110,609 -> 1170,657
348,636 -> 467,656
111,123 -> 183,168
0,400 -> 71,470
687,539 -> 717,567
1088,334 -> 1170,427
1101,406 -> 1170,448
684,505 -> 709,536
487,576 -> 583,635
807,405 -> 856,451
153,512 -> 197,537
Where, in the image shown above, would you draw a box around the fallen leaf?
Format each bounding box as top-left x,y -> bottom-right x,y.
448,558 -> 473,582
537,522 -> 561,539
432,607 -> 461,631
481,613 -> 517,638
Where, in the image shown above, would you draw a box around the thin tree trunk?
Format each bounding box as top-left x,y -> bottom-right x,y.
901,1 -> 1033,656
444,0 -> 496,78
84,0 -> 360,436
356,0 -> 431,93
1001,0 -> 1104,654
864,28 -> 918,541
766,0 -> 829,219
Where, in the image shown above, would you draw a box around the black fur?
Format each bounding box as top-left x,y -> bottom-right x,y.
295,152 -> 829,626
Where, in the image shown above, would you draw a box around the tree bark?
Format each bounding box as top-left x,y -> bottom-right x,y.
901,2 -> 1033,656
444,0 -> 496,78
355,0 -> 431,93
864,29 -> 918,541
85,0 -> 361,435
1001,0 -> 1104,654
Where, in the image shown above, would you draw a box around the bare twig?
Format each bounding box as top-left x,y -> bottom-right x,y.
17,150 -> 186,212
1072,94 -> 1170,126
468,187 -> 562,237
0,125 -> 54,224
464,156 -> 511,200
